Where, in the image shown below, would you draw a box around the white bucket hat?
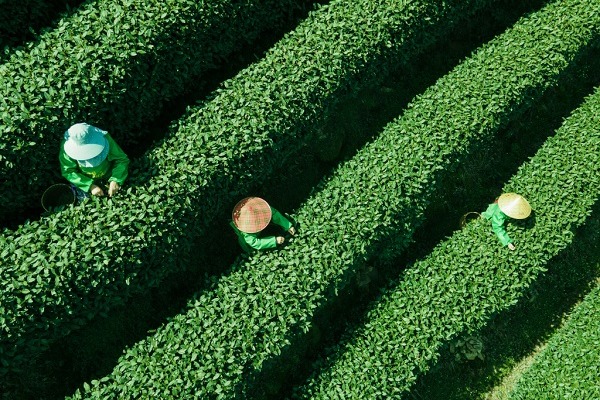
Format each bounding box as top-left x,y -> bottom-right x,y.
64,123 -> 108,161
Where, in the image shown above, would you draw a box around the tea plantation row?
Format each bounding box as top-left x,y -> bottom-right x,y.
0,0 -> 492,384
0,0 -> 307,220
508,281 -> 600,399
295,82 -> 600,398
66,0 -> 600,397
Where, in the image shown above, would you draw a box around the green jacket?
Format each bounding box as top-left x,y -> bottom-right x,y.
482,202 -> 512,246
59,134 -> 129,193
230,207 -> 293,252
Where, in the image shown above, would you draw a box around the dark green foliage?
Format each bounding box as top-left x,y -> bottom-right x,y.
0,0 -> 87,57
508,284 -> 600,399
0,0 -> 494,388
0,0 -> 52,49
65,0 -> 600,397
296,84 -> 600,398
0,0 -> 305,220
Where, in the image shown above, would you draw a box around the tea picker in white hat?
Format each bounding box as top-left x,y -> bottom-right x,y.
59,123 -> 130,200
230,197 -> 296,252
482,193 -> 531,250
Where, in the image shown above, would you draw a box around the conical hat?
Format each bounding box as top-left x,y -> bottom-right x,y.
232,197 -> 272,233
498,193 -> 531,219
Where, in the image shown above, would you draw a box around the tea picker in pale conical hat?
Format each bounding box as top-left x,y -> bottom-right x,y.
481,193 -> 531,251
59,123 -> 130,201
230,197 -> 296,252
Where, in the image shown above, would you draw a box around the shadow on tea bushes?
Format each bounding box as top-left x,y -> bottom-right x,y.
409,201 -> 600,400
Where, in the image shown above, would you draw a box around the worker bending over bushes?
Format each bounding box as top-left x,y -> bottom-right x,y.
230,197 -> 296,252
482,192 -> 531,250
59,123 -> 130,201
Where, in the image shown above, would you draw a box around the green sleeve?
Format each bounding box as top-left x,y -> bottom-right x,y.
106,135 -> 129,185
491,213 -> 512,246
230,222 -> 278,251
242,233 -> 278,251
59,145 -> 94,192
270,207 -> 292,230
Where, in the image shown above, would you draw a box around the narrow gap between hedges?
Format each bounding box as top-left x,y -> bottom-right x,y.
409,201 -> 600,400
0,0 -> 84,59
11,0 -> 554,398
2,0 -> 330,231
271,49 -> 600,399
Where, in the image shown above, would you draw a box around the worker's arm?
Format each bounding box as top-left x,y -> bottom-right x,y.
59,147 -> 94,192
491,214 -> 512,246
106,135 -> 130,185
270,207 -> 293,231
230,222 -> 279,251
243,234 -> 278,251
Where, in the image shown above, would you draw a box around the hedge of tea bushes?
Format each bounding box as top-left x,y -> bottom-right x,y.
508,283 -> 600,400
67,2 -> 600,398
0,0 -> 307,220
294,87 -> 600,399
0,0 -> 493,381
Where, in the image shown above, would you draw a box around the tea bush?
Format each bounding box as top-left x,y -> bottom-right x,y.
0,0 -> 492,382
508,283 -> 600,399
0,0 -> 306,219
295,85 -> 600,399
67,0 -> 600,397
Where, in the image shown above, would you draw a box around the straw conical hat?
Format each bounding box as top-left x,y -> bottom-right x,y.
498,193 -> 531,219
232,197 -> 272,233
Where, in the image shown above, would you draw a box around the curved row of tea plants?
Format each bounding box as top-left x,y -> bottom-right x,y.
0,0 -> 492,382
507,281 -> 600,399
294,84 -> 600,399
0,0 -> 306,220
67,1 -> 600,397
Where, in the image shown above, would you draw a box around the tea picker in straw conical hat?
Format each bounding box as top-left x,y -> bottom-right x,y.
481,193 -> 531,251
230,197 -> 296,252
59,123 -> 130,201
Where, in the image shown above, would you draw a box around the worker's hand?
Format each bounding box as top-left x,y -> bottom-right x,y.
508,243 -> 516,251
108,181 -> 120,197
288,226 -> 296,236
90,184 -> 105,197
276,236 -> 285,245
